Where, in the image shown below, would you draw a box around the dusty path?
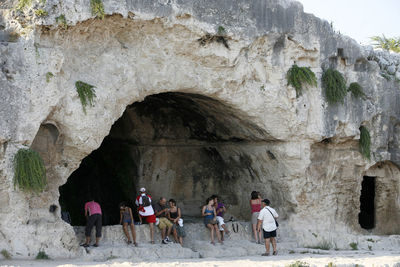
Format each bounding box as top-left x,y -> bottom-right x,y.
1,251 -> 400,267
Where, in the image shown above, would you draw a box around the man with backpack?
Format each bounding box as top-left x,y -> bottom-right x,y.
135,188 -> 155,244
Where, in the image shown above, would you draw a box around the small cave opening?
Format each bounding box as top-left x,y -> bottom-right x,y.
59,92 -> 274,226
358,176 -> 375,230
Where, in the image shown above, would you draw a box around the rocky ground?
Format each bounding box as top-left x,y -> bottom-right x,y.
1,249 -> 400,267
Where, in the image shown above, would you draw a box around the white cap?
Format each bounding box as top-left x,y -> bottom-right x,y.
139,187 -> 146,192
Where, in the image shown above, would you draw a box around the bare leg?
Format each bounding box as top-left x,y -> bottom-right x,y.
172,228 -> 178,243
207,224 -> 214,244
95,237 -> 100,246
264,238 -> 271,254
85,236 -> 91,245
179,236 -> 183,246
271,237 -> 277,253
122,223 -> 131,242
220,231 -> 224,241
149,223 -> 154,243
129,224 -> 137,244
258,228 -> 263,243
215,225 -> 222,243
252,224 -> 258,242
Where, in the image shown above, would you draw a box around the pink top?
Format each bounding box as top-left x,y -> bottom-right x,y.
251,200 -> 261,213
85,201 -> 102,216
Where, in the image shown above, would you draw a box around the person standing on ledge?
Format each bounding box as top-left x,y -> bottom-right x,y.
135,187 -> 156,244
257,198 -> 278,256
81,197 -> 102,248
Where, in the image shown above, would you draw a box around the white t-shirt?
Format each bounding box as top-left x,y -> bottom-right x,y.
135,193 -> 155,216
258,206 -> 278,232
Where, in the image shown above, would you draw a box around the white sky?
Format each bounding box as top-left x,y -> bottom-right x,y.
297,0 -> 400,45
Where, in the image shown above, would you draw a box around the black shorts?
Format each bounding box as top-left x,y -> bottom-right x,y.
263,229 -> 277,239
85,214 -> 102,237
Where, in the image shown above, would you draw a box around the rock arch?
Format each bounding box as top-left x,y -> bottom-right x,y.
58,92 -> 292,226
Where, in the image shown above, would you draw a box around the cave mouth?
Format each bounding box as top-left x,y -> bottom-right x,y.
358,176 -> 375,230
59,92 -> 272,226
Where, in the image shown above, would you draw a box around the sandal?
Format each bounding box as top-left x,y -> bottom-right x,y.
93,244 -> 99,247
273,251 -> 277,255
127,241 -> 132,244
150,241 -> 155,244
211,241 -> 215,245
134,242 -> 138,247
262,253 -> 269,256
80,243 -> 90,248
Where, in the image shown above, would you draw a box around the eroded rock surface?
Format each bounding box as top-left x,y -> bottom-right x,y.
0,0 -> 399,259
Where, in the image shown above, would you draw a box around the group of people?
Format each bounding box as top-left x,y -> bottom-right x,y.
80,189 -> 279,256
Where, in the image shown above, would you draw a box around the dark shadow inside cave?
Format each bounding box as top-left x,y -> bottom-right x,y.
59,92 -> 272,226
358,176 -> 375,230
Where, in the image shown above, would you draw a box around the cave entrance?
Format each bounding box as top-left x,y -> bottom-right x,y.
358,176 -> 375,230
59,92 -> 273,226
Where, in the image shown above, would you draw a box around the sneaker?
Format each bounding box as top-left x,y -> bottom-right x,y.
80,243 -> 90,248
162,239 -> 168,244
262,252 -> 269,256
166,236 -> 172,243
93,244 -> 99,247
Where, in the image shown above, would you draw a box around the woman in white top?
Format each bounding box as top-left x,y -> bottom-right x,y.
256,198 -> 278,256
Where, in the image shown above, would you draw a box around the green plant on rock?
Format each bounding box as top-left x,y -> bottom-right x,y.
286,261 -> 310,267
90,0 -> 105,19
46,72 -> 54,83
348,82 -> 366,99
35,9 -> 48,17
35,250 -> 50,260
1,249 -> 11,260
349,242 -> 358,250
286,64 -> 317,97
359,126 -> 371,160
76,81 -> 96,114
322,68 -> 347,104
14,148 -> 47,193
16,0 -> 32,10
55,14 -> 67,29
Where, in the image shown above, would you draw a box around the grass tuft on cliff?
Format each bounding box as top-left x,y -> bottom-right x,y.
14,148 -> 47,193
35,9 -> 48,17
348,82 -> 366,99
35,251 -> 50,260
90,0 -> 105,19
1,249 -> 11,260
76,81 -> 96,114
359,126 -> 371,160
55,14 -> 68,29
46,72 -> 54,83
16,0 -> 32,10
286,64 -> 317,97
322,68 -> 347,104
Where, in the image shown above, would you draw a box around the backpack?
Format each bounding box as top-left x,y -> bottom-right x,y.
141,195 -> 151,207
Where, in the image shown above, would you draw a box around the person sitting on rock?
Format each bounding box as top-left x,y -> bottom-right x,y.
257,198 -> 279,256
153,197 -> 173,244
81,197 -> 102,248
202,197 -> 222,245
119,202 -> 138,246
135,188 -> 156,244
212,195 -> 230,241
167,199 -> 186,245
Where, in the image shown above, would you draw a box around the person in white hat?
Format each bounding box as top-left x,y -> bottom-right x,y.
135,188 -> 155,244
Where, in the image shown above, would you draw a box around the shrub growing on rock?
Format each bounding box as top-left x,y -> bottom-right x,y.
322,68 -> 347,104
75,81 -> 96,114
359,126 -> 371,160
90,0 -> 105,19
348,82 -> 366,99
35,250 -> 50,260
14,148 -> 47,193
1,249 -> 11,260
286,64 -> 317,97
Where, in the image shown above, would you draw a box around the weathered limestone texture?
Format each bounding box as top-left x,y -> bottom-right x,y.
0,0 -> 399,259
